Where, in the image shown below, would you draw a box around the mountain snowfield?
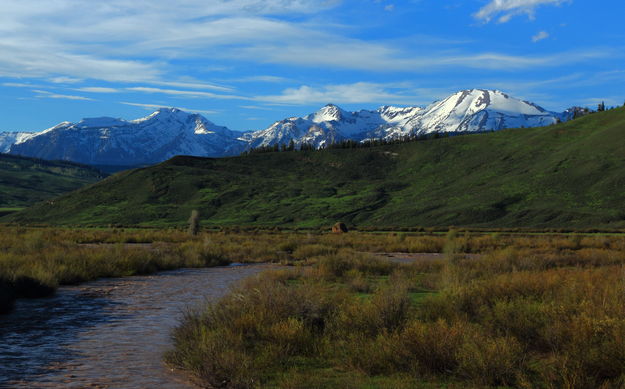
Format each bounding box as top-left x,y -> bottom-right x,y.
4,89 -> 571,165
241,104 -> 427,149
0,132 -> 32,153
247,89 -> 568,148
7,108 -> 246,165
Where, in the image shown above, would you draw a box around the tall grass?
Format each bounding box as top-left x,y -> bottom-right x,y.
168,232 -> 625,388
4,226 -> 625,387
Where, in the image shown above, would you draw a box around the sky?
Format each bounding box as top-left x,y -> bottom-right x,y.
1,0 -> 624,133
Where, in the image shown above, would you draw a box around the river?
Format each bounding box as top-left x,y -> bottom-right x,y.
0,264 -> 272,388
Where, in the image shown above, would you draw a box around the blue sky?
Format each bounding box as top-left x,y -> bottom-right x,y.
1,0 -> 623,133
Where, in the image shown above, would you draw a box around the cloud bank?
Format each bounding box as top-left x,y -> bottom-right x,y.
475,0 -> 569,23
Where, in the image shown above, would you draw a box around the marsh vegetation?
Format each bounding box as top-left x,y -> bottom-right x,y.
2,227 -> 625,388
166,231 -> 625,388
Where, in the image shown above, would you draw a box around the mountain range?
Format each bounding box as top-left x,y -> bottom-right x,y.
7,106 -> 625,229
1,89 -> 574,166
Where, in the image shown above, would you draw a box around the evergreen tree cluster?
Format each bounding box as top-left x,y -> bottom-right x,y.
241,101 -> 624,156
240,132 -> 449,155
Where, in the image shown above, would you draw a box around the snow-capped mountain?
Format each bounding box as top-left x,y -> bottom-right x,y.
0,132 -> 32,153
241,104 -> 424,149
8,108 -> 246,165
246,89 -> 568,147
405,89 -> 562,134
2,89 -> 576,166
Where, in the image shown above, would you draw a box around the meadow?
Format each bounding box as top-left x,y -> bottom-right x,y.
0,227 -> 446,313
0,153 -> 104,211
2,227 -> 625,388
166,230 -> 625,389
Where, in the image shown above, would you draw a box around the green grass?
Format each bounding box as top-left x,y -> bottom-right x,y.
6,107 -> 625,228
0,153 -> 104,208
0,207 -> 23,217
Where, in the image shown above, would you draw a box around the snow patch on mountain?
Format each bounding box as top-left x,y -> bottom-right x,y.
0,132 -> 32,153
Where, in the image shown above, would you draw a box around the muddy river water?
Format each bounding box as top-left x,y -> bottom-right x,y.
0,264 -> 273,388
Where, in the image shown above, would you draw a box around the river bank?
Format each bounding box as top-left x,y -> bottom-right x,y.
0,264 -> 273,388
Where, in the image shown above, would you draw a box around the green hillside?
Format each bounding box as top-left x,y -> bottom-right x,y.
6,107 -> 625,229
0,154 -> 105,215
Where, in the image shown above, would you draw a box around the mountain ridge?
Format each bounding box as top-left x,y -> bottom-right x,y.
6,106 -> 625,229
4,89 -> 575,165
0,153 -> 105,210
8,108 -> 246,165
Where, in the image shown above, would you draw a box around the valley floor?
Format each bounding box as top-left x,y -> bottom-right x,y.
2,228 -> 625,387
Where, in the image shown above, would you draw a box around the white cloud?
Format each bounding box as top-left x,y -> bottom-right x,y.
385,4 -> 395,11
0,0 -> 596,85
120,102 -> 218,115
75,87 -> 120,93
150,80 -> 234,92
230,75 -> 290,83
240,105 -> 278,110
239,43 -> 610,71
254,82 -> 423,105
0,40 -> 161,82
474,0 -> 569,23
126,86 -> 245,100
33,89 -> 94,101
0,1 -> 338,83
532,31 -> 550,42
482,70 -> 625,104
2,82 -> 45,88
49,76 -> 83,84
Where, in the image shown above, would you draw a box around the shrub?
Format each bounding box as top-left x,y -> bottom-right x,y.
168,274 -> 347,387
400,319 -> 466,374
188,209 -> 200,236
456,332 -> 524,386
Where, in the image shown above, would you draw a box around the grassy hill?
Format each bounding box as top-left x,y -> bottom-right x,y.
0,154 -> 105,215
6,107 -> 625,229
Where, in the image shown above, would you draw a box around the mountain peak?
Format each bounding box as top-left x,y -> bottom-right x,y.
155,107 -> 183,114
8,108 -> 244,165
309,103 -> 346,123
433,89 -> 546,116
4,89 -> 570,165
76,117 -> 127,128
132,107 -> 196,124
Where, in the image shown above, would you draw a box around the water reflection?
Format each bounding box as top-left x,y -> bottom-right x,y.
0,265 -> 271,388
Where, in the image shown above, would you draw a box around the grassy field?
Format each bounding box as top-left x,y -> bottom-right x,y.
2,227 -> 624,387
166,230 -> 625,389
0,153 -> 104,209
0,227 -> 305,314
6,106 -> 625,229
0,227 -> 453,314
